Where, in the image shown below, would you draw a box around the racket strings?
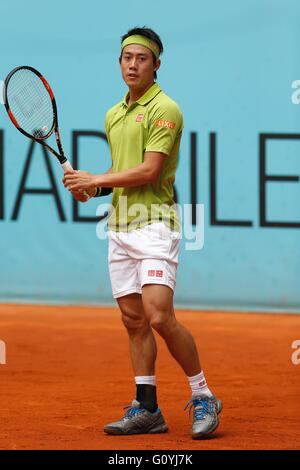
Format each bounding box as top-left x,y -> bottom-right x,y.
6,69 -> 54,139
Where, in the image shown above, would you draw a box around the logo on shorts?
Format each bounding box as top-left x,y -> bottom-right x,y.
155,119 -> 176,129
135,114 -> 144,122
148,270 -> 164,278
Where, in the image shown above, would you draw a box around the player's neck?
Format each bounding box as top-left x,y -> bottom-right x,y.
127,81 -> 154,106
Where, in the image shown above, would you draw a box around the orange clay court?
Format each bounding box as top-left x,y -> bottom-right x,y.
0,303 -> 299,450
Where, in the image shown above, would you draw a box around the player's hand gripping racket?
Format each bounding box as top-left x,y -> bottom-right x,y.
2,65 -> 89,197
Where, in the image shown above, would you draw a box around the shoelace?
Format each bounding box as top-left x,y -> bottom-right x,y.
184,398 -> 214,421
123,404 -> 144,419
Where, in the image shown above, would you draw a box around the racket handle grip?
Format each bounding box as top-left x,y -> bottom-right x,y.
61,160 -> 74,173
61,159 -> 90,199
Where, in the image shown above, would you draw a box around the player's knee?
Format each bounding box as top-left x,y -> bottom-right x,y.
149,312 -> 175,337
121,310 -> 147,334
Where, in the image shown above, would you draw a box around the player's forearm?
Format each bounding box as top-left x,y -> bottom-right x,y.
92,167 -> 113,197
94,163 -> 155,188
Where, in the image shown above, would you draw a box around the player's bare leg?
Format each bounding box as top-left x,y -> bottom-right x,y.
117,293 -> 157,376
141,284 -> 201,376
141,283 -> 222,439
104,292 -> 168,435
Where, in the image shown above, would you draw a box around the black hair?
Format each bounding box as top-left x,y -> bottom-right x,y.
120,26 -> 163,80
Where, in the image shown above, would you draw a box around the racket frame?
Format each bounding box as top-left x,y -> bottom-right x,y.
3,65 -> 68,166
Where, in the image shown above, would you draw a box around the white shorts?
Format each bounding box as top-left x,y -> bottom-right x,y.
108,222 -> 181,299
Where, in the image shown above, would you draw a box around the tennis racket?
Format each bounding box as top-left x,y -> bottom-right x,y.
3,65 -> 88,195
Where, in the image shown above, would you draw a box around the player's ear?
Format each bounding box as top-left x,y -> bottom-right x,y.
154,59 -> 161,73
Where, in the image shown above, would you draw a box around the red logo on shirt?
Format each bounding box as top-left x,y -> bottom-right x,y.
135,114 -> 144,122
155,119 -> 176,129
148,270 -> 155,277
156,270 -> 163,278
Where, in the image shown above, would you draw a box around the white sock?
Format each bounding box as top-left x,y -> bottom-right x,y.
135,375 -> 156,386
187,371 -> 213,398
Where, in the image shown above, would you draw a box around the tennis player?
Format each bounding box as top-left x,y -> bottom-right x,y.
63,26 -> 222,439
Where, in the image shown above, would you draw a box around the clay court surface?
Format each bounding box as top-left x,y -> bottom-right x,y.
0,304 -> 299,450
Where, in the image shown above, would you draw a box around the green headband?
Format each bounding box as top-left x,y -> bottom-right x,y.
121,35 -> 160,59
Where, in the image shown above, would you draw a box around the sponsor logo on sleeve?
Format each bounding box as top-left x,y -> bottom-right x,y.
155,119 -> 176,129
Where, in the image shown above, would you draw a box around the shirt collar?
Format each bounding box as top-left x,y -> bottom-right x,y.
122,82 -> 161,108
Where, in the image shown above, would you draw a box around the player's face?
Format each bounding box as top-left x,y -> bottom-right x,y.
120,44 -> 160,90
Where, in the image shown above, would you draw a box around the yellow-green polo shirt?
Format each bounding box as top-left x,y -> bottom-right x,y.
105,82 -> 183,232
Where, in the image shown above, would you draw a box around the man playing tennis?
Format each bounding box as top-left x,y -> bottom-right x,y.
63,26 -> 222,439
